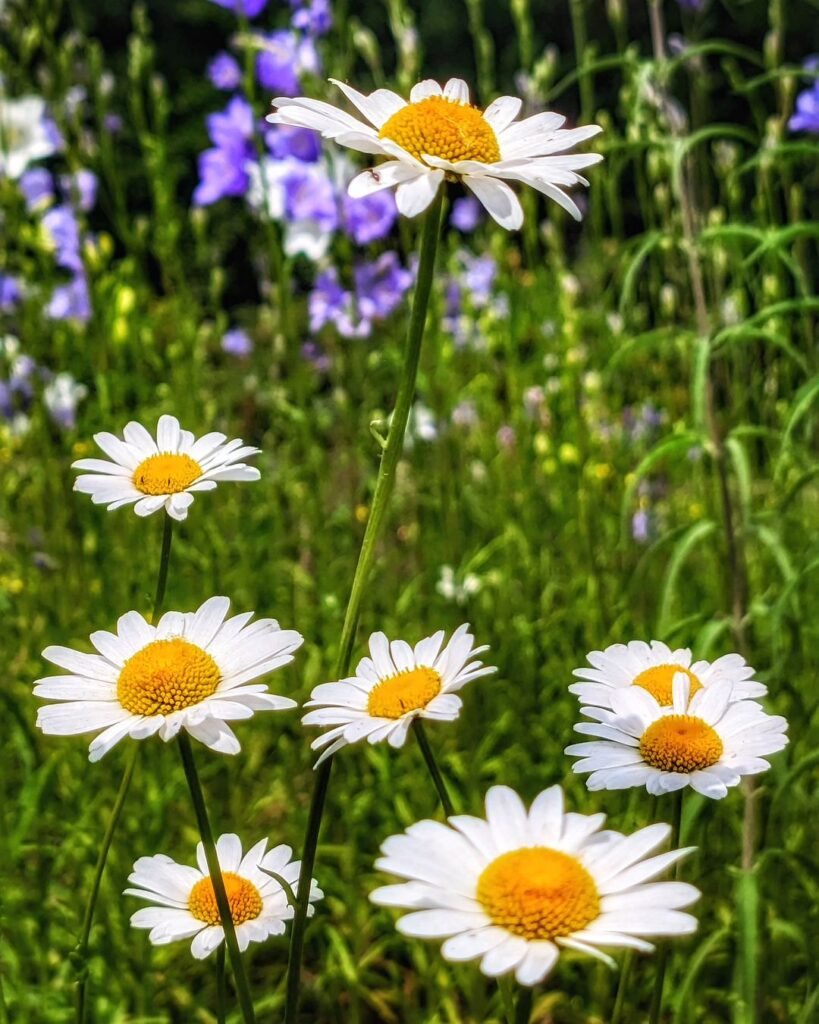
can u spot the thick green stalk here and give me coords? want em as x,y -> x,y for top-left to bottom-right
414,719 -> 455,817
74,515 -> 174,1023
178,733 -> 256,1024
284,189 -> 445,1024
515,985 -> 533,1024
648,790 -> 684,1024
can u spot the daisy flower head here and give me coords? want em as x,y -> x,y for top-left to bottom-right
72,414 -> 261,521
566,675 -> 788,799
570,640 -> 768,711
302,624 -> 495,765
370,785 -> 699,986
267,78 -> 602,229
127,833 -> 323,959
34,596 -> 302,761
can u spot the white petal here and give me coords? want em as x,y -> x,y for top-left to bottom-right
465,176 -> 523,230
395,170 -> 444,217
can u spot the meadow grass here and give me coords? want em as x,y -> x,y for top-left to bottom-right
1,0 -> 818,1021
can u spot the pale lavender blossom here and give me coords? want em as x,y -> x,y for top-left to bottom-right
43,372 -> 87,428
342,190 -> 397,244
46,274 -> 91,322
42,205 -> 83,272
789,60 -> 819,134
0,274 -> 22,311
309,268 -> 368,338
255,31 -> 318,95
354,252 -> 413,321
193,96 -> 256,206
19,168 -> 54,211
450,196 -> 482,232
209,0 -> 268,17
283,165 -> 338,231
290,0 -> 332,35
208,52 -> 243,91
265,124 -> 321,162
452,400 -> 479,429
631,509 -> 651,543
221,327 -> 253,357
301,340 -> 331,371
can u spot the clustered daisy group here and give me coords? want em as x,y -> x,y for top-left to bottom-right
31,72 -> 789,1015
35,411 -> 789,983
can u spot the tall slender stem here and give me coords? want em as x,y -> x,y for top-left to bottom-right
74,516 -> 175,1023
284,190 -> 446,1024
610,949 -> 634,1024
414,719 -> 455,817
515,985 -> 533,1024
153,514 -> 173,616
216,942 -> 227,1024
177,733 -> 256,1024
648,790 -> 684,1024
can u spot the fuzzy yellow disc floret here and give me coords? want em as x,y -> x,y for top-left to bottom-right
133,453 -> 202,495
367,667 -> 442,720
477,847 -> 600,940
632,664 -> 703,706
379,96 -> 501,166
117,638 -> 221,716
188,872 -> 263,926
639,714 -> 723,773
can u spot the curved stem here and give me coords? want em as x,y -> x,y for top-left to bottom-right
414,719 -> 455,817
284,190 -> 445,1024
74,516 -> 175,1023
177,733 -> 256,1024
648,790 -> 684,1024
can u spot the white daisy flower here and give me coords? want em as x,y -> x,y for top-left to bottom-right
566,676 -> 788,799
570,640 -> 767,711
72,414 -> 261,521
267,78 -> 602,229
34,596 -> 302,761
302,625 -> 495,765
126,833 -> 323,960
370,785 -> 699,986
0,93 -> 58,180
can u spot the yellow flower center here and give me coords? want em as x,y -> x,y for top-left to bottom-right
379,96 -> 501,166
477,847 -> 600,940
639,715 -> 723,773
188,872 -> 263,926
132,453 -> 202,495
117,638 -> 221,716
632,664 -> 702,706
367,666 -> 442,720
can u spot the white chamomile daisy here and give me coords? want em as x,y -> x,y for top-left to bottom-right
570,640 -> 767,711
34,596 -> 302,761
267,78 -> 602,229
302,625 -> 495,765
72,414 -> 261,521
370,785 -> 699,986
566,676 -> 788,799
127,833 -> 323,959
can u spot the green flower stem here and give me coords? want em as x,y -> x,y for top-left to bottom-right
414,719 -> 455,817
284,189 -> 446,1024
515,985 -> 533,1024
648,790 -> 684,1024
610,949 -> 634,1024
74,515 -> 175,1024
177,732 -> 256,1024
216,943 -> 227,1024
